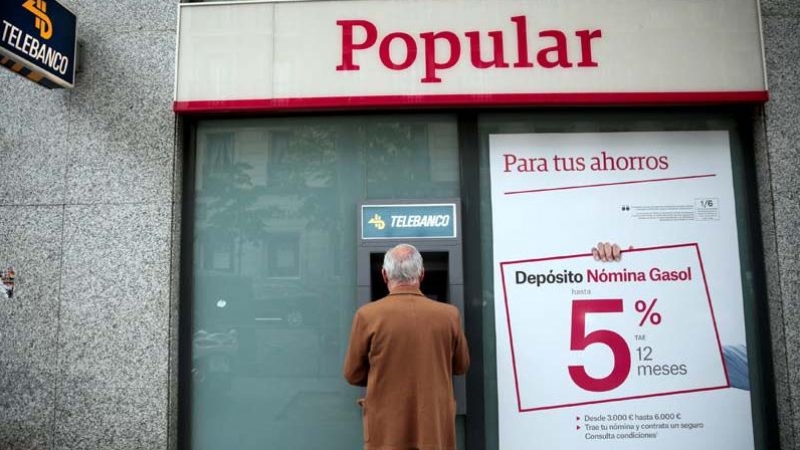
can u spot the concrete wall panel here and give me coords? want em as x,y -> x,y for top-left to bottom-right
761,4 -> 800,447
0,206 -> 63,450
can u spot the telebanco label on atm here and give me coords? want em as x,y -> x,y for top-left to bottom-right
362,204 -> 457,239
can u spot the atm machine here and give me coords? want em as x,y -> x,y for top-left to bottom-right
356,200 -> 467,414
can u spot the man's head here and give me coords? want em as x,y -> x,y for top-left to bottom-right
382,243 -> 424,289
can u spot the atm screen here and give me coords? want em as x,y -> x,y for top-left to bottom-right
369,251 -> 449,302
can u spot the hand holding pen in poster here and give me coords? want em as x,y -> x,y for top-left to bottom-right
0,266 -> 15,299
592,242 -> 622,262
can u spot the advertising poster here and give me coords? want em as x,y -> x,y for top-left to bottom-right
489,131 -> 754,449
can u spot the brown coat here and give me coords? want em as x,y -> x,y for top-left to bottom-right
343,287 -> 470,450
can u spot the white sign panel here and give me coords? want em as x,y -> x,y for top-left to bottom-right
175,0 -> 767,113
489,131 -> 754,449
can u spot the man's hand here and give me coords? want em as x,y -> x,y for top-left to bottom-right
592,242 -> 621,262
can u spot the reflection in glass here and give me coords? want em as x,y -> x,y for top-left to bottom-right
191,116 -> 458,450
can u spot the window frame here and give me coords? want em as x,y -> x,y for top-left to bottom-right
177,106 -> 778,450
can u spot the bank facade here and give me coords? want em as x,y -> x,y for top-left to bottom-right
0,0 -> 799,449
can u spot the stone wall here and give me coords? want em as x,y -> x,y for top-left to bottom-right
759,0 -> 800,448
0,1 -> 179,448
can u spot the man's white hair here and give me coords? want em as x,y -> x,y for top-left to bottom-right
383,244 -> 423,284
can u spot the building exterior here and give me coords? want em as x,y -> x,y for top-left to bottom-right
0,0 -> 798,449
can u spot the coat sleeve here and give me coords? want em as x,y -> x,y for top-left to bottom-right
452,309 -> 470,376
343,309 -> 370,386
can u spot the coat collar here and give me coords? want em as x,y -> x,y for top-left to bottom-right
387,285 -> 424,297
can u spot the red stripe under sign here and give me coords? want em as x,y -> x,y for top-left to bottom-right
173,91 -> 769,114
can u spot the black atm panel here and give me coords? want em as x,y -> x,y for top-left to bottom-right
369,251 -> 450,302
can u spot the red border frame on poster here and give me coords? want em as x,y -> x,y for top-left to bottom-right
498,243 -> 730,413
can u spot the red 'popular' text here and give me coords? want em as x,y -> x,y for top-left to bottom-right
336,16 -> 602,83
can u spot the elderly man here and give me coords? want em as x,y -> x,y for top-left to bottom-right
344,243 -> 470,450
